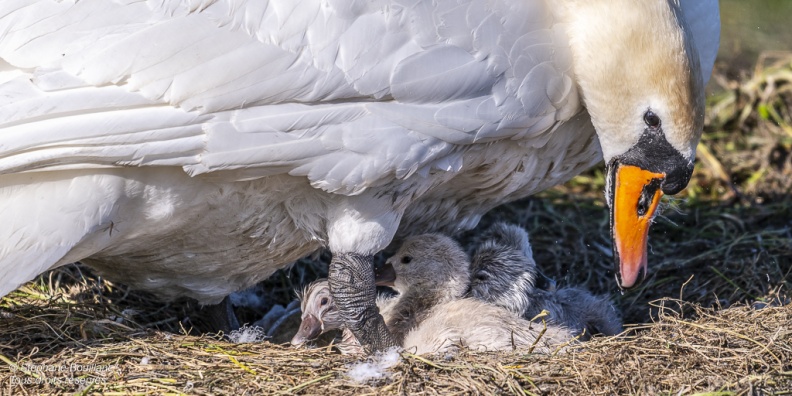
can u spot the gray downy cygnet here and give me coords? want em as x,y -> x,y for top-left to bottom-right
292,233 -> 575,355
468,223 -> 623,339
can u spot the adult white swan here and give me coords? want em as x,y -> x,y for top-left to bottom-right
0,0 -> 719,351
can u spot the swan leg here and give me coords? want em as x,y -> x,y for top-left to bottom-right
201,296 -> 240,335
328,253 -> 396,353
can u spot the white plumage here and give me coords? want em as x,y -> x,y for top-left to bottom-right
0,1 -> 719,307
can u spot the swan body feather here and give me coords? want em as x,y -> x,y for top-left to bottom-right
0,0 -> 720,302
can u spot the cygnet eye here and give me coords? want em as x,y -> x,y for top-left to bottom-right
401,255 -> 412,264
643,110 -> 661,128
474,272 -> 489,282
320,297 -> 328,306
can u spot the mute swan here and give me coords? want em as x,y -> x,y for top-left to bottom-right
293,280 -> 342,346
293,234 -> 573,354
291,279 -> 398,349
469,223 -> 623,338
0,0 -> 719,352
291,279 -> 393,355
376,234 -> 471,344
383,233 -> 574,354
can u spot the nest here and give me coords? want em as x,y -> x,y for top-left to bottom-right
0,296 -> 789,394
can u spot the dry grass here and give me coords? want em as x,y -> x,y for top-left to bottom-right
1,296 -> 789,395
1,54 -> 792,395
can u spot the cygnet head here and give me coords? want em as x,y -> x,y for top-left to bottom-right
290,280 -> 340,346
468,223 -> 540,314
377,234 -> 470,300
477,222 -> 534,257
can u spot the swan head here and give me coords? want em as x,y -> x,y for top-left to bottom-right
560,0 -> 715,288
377,234 -> 470,300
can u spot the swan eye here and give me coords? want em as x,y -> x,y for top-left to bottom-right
643,110 -> 661,128
320,297 -> 328,306
401,256 -> 412,264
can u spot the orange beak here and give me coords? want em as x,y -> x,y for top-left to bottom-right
611,164 -> 665,288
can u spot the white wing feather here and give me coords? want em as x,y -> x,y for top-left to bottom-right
0,0 -> 718,195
